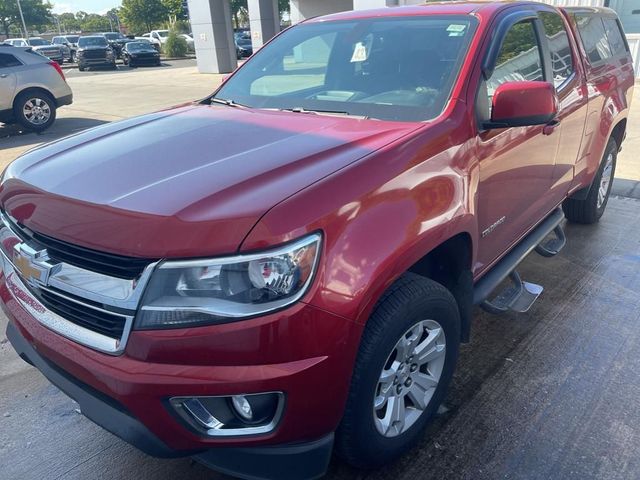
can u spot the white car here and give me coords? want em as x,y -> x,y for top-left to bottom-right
0,44 -> 73,131
181,34 -> 195,52
149,30 -> 169,46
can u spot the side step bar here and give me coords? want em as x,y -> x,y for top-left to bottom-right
473,208 -> 565,309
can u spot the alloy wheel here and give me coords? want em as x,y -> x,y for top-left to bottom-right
373,319 -> 446,437
23,98 -> 51,126
597,151 -> 614,209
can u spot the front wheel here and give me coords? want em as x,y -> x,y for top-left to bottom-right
13,91 -> 57,132
336,273 -> 460,468
563,137 -> 617,224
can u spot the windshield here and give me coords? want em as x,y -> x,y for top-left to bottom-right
127,42 -> 154,51
28,38 -> 49,46
103,33 -> 123,40
157,31 -> 169,38
79,37 -> 108,47
66,35 -> 80,43
216,16 -> 477,122
237,37 -> 252,46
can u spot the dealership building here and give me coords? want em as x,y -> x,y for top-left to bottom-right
187,0 -> 640,75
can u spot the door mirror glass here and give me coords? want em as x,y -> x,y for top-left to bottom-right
487,80 -> 558,128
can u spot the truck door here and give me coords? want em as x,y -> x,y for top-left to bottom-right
538,9 -> 589,206
475,13 -> 562,273
0,53 -> 19,112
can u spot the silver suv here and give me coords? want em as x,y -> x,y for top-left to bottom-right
0,45 -> 73,131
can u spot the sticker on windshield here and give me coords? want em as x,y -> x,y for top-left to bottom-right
351,42 -> 369,63
446,24 -> 467,37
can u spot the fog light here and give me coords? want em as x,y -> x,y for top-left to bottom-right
170,392 -> 284,437
231,395 -> 253,421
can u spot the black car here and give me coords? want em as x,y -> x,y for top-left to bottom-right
234,33 -> 253,59
77,36 -> 116,71
122,41 -> 161,68
99,32 -> 132,58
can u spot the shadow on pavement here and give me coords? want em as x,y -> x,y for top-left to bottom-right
0,117 -> 110,150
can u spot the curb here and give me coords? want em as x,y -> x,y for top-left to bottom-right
612,178 -> 640,200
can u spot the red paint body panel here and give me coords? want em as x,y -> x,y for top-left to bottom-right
490,81 -> 558,123
0,1 -> 634,456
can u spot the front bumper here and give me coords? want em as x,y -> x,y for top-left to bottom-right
6,321 -> 333,479
1,264 -> 361,478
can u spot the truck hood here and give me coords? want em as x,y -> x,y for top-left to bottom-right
0,104 -> 417,258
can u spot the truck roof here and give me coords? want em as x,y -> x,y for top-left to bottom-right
305,0 -> 617,24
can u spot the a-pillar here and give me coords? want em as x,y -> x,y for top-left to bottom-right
247,0 -> 280,50
187,0 -> 236,74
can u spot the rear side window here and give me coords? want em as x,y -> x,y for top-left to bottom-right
487,20 -> 544,97
0,53 -> 22,68
540,11 -> 574,88
602,17 -> 628,56
574,14 -> 611,64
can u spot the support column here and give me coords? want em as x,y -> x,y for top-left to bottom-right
247,0 -> 280,50
188,0 -> 236,74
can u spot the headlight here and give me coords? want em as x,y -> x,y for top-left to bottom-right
136,233 -> 321,329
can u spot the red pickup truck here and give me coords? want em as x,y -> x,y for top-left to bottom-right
0,2 -> 634,479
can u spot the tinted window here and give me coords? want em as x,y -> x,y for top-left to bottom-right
66,36 -> 80,43
216,16 -> 477,122
79,37 -> 108,47
28,38 -> 49,46
487,20 -> 544,97
540,12 -> 574,88
0,53 -> 22,68
575,14 -> 611,64
603,17 -> 628,56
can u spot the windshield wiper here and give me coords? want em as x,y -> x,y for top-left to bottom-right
210,97 -> 246,108
284,107 -> 368,119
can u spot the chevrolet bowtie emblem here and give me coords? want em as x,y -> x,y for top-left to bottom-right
12,243 -> 53,286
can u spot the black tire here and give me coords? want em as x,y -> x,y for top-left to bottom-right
13,91 -> 57,132
336,273 -> 460,469
78,65 -> 85,71
562,138 -> 617,224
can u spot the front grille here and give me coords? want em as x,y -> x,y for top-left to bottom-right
6,216 -> 156,280
37,288 -> 127,339
82,49 -> 107,59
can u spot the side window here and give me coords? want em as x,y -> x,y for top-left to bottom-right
540,11 -> 574,88
0,53 -> 22,69
487,20 -> 544,98
602,17 -> 628,57
575,14 -> 611,64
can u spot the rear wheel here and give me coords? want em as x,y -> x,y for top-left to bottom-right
13,91 -> 56,132
563,138 -> 617,224
336,273 -> 460,468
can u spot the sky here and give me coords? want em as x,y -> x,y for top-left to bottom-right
51,1 -> 121,15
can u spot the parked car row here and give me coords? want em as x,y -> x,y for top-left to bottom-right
2,31 -> 194,68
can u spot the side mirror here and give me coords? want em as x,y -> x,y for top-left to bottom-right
485,81 -> 558,129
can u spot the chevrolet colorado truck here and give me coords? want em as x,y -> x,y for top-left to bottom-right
1,2 -> 633,479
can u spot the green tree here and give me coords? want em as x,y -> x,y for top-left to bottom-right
57,12 -> 81,32
0,0 -> 53,37
81,13 -> 111,32
121,0 -> 167,34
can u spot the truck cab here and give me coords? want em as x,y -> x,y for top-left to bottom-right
1,3 -> 633,480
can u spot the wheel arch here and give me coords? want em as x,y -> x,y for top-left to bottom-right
13,86 -> 58,110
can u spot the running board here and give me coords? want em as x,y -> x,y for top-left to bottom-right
535,224 -> 566,257
473,208 -> 565,311
480,271 -> 543,314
